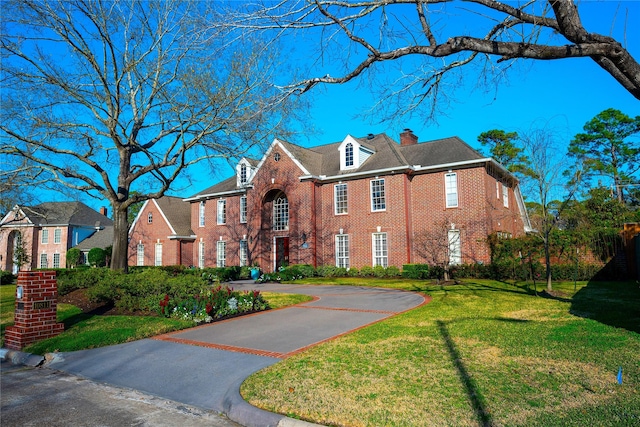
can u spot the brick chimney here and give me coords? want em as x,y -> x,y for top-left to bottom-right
99,206 -> 107,216
400,128 -> 418,146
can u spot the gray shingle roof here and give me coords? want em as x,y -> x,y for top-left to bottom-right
21,201 -> 113,227
154,196 -> 194,236
74,226 -> 114,251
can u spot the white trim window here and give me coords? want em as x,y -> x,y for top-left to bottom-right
370,179 -> 386,212
40,253 -> 48,268
445,173 -> 458,208
137,244 -> 145,266
335,234 -> 350,269
334,183 -> 348,215
273,195 -> 289,231
155,243 -> 163,266
496,181 -> 500,199
240,196 -> 247,223
148,212 -> 153,224
198,241 -> 205,268
53,253 -> 61,268
239,239 -> 248,267
372,232 -> 388,267
217,199 -> 226,225
240,163 -> 248,184
54,228 -> 62,244
502,183 -> 509,208
217,241 -> 226,267
41,229 -> 49,244
448,229 -> 462,265
345,142 -> 354,167
199,201 -> 206,227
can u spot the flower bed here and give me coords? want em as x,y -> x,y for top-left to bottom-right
158,285 -> 269,324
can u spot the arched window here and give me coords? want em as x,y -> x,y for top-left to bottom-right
273,194 -> 289,231
345,142 -> 354,167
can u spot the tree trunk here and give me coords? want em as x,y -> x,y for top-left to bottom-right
110,204 -> 129,272
544,234 -> 552,292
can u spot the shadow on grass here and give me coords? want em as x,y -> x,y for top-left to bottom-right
437,320 -> 494,427
570,280 -> 640,334
61,304 -> 114,329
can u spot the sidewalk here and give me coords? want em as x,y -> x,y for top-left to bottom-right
2,282 -> 426,427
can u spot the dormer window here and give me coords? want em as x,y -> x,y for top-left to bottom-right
236,159 -> 255,187
345,143 -> 354,167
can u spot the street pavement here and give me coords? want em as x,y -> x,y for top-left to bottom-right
1,282 -> 426,427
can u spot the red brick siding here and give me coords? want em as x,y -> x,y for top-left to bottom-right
128,201 -> 180,266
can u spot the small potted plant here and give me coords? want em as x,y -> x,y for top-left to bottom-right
250,263 -> 261,280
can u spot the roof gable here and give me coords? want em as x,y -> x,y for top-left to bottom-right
1,202 -> 112,228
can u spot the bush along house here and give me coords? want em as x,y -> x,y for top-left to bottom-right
128,130 -> 531,272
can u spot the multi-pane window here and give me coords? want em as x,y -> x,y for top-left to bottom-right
217,199 -> 226,225
240,164 -> 248,184
273,195 -> 289,231
137,244 -> 144,266
54,229 -> 62,244
217,241 -> 226,267
155,243 -> 162,266
334,183 -> 348,215
199,202 -> 205,227
198,241 -> 205,269
370,179 -> 386,211
445,173 -> 458,208
345,142 -> 354,167
148,213 -> 153,224
240,196 -> 247,223
448,230 -> 462,265
41,229 -> 49,244
239,239 -> 248,267
335,234 -> 350,269
40,253 -> 48,268
502,183 -> 509,208
372,232 -> 388,267
53,253 -> 60,268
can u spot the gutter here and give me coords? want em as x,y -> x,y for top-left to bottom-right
183,187 -> 250,202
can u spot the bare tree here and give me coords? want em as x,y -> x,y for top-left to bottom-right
0,0 -> 300,271
414,219 -> 462,282
219,1 -> 639,120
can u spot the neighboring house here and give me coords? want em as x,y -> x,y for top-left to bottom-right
0,202 -> 113,273
127,196 -> 194,267
128,130 -> 531,271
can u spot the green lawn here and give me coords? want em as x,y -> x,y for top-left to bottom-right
0,287 -> 312,354
241,279 -> 640,427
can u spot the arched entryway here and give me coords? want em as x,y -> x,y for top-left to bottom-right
261,189 -> 290,271
6,230 -> 23,274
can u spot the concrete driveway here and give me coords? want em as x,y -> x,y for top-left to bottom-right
44,282 -> 427,427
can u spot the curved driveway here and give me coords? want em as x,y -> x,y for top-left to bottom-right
47,282 -> 427,427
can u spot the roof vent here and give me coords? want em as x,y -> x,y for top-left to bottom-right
367,133 -> 375,140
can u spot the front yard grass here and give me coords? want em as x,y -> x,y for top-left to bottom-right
0,287 -> 311,354
241,279 -> 640,427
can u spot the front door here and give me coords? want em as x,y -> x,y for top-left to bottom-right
275,237 -> 289,270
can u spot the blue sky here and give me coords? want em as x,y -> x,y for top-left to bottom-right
175,1 -> 639,199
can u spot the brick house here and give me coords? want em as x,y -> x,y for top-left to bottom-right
129,130 -> 531,271
0,202 -> 113,273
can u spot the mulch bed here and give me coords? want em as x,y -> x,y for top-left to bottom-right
59,289 -> 124,316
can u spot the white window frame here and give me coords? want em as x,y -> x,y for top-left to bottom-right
445,173 -> 458,208
54,228 -> 62,244
502,183 -> 509,208
217,199 -> 226,225
240,163 -> 248,184
345,142 -> 354,168
41,229 -> 49,244
155,243 -> 162,266
335,234 -> 350,269
372,232 -> 388,267
148,212 -> 153,224
198,241 -> 205,269
137,244 -> 144,266
53,253 -> 60,268
334,183 -> 348,215
448,229 -> 462,265
40,253 -> 48,268
273,195 -> 289,231
199,201 -> 206,227
496,181 -> 500,199
239,239 -> 248,267
370,179 -> 386,212
217,240 -> 226,267
240,196 -> 247,223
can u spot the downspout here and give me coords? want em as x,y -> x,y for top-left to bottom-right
403,173 -> 413,264
311,181 -> 318,268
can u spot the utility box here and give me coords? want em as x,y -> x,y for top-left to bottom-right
4,271 -> 64,350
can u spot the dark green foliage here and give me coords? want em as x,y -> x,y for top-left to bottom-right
385,266 -> 401,277
359,266 -> 374,277
402,264 -> 430,279
373,265 -> 386,278
477,129 -> 530,175
87,248 -> 107,267
347,267 -> 359,277
317,265 -> 338,277
65,248 -> 81,268
1,270 -> 16,285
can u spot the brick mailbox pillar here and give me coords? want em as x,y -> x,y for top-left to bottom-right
4,271 -> 65,350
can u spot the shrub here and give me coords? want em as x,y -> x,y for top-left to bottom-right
385,266 -> 401,277
373,265 -> 386,278
297,264 -> 316,278
317,265 -> 338,277
335,267 -> 348,277
359,266 -> 374,277
87,247 -> 107,267
402,264 -> 429,279
1,270 -> 16,285
66,248 -> 82,268
347,267 -> 359,277
239,266 -> 251,279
